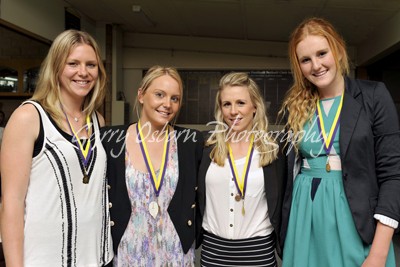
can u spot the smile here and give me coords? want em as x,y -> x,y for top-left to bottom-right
313,70 -> 327,77
74,80 -> 90,85
157,110 -> 171,117
231,117 -> 242,124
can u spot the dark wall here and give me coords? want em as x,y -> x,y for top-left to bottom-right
364,49 -> 400,122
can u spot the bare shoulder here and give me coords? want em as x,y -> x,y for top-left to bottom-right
12,103 -> 39,118
9,103 -> 40,125
5,103 -> 40,140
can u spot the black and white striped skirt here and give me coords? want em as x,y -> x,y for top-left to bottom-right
200,231 -> 277,267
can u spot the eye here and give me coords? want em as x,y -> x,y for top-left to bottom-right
318,51 -> 327,57
87,63 -> 97,68
237,101 -> 246,106
171,96 -> 180,103
155,92 -> 164,98
67,62 -> 78,67
222,102 -> 230,107
300,58 -> 310,64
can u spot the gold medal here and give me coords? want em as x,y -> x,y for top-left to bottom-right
83,174 -> 89,184
63,106 -> 93,185
149,201 -> 159,219
228,135 -> 254,215
325,155 -> 331,172
235,194 -> 241,202
137,121 -> 169,200
326,163 -> 331,172
316,94 -> 343,173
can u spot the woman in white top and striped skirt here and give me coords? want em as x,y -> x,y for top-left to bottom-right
196,72 -> 286,267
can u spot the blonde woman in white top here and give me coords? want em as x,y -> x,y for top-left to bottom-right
196,72 -> 286,267
0,30 -> 113,267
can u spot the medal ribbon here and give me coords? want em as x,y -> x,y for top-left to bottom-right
63,108 -> 93,166
136,121 -> 170,197
227,135 -> 254,199
315,93 -> 344,154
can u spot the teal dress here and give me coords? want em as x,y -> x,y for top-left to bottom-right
282,96 -> 395,267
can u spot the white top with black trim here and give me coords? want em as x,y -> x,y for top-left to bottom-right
202,150 -> 274,240
24,101 -> 113,267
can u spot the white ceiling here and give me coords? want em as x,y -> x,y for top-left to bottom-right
64,0 -> 400,47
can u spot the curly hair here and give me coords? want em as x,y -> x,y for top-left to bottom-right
279,17 -> 349,145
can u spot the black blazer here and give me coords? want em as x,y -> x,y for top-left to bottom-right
281,77 -> 400,248
101,124 -> 204,254
196,142 -> 287,255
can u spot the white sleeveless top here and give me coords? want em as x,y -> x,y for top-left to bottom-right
24,101 -> 113,267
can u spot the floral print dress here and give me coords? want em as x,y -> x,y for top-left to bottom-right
113,137 -> 195,267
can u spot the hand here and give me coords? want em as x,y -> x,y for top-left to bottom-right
361,254 -> 387,267
361,221 -> 394,267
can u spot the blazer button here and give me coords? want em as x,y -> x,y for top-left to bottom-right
191,203 -> 196,209
187,220 -> 192,226
107,184 -> 111,190
194,186 -> 198,191
109,202 -> 113,208
110,221 -> 115,226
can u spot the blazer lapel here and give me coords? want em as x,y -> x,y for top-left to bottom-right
340,86 -> 362,160
263,163 -> 278,218
198,146 -> 213,217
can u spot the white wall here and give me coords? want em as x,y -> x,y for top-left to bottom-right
1,0 -> 64,40
111,26 -> 125,125
0,0 -> 105,57
123,69 -> 142,123
123,48 -> 290,70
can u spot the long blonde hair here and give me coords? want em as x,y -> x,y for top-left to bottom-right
279,17 -> 349,143
134,65 -> 183,125
207,72 -> 278,167
31,29 -> 106,127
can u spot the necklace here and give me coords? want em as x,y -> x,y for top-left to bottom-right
227,135 -> 255,216
315,93 -> 344,172
68,115 -> 92,183
136,120 -> 170,219
61,104 -> 93,184
63,105 -> 83,122
67,112 -> 82,122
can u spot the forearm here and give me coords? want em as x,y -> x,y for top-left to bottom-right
1,204 -> 25,267
363,221 -> 394,266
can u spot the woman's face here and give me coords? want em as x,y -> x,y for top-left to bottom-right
59,44 -> 99,101
138,75 -> 181,130
296,35 -> 343,94
220,85 -> 256,134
